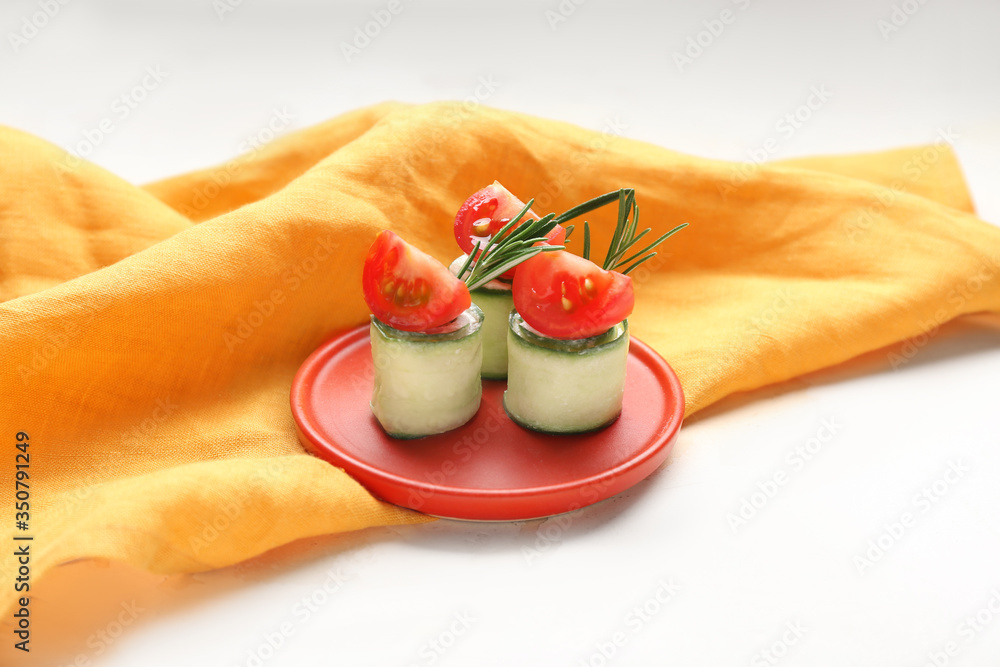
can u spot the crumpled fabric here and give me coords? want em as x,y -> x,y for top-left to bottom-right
2,102 -> 998,616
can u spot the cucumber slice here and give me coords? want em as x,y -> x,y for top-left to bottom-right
370,305 -> 483,439
471,284 -> 513,380
450,255 -> 513,380
504,311 -> 629,434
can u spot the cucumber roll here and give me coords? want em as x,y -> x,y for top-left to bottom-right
504,311 -> 629,433
451,255 -> 513,379
361,188 -> 583,438
502,181 -> 688,434
370,304 -> 484,439
471,283 -> 513,380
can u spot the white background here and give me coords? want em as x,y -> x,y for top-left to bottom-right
3,0 -> 1000,665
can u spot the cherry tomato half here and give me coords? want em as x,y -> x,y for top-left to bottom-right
453,181 -> 539,254
362,230 -> 471,332
512,250 -> 634,340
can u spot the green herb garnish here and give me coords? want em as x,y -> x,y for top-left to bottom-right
455,199 -> 563,291
551,191 -> 621,226
457,188 -> 685,288
568,188 -> 687,275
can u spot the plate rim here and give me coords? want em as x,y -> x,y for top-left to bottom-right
290,323 -> 685,514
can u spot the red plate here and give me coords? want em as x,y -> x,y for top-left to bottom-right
291,325 -> 684,521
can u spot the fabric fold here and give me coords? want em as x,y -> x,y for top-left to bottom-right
2,102 -> 999,615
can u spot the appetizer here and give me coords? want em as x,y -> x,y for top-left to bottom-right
450,181 -> 603,379
451,182 -> 558,379
504,190 -> 687,434
363,207 -> 560,438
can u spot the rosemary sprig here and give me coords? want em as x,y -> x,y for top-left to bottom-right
551,190 -> 621,226
457,188 -> 685,288
557,187 -> 687,273
604,190 -> 687,274
456,199 -> 563,291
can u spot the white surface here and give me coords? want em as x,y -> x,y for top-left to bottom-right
4,0 -> 1000,665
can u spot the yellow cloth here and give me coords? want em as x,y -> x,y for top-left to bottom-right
2,102 -> 999,616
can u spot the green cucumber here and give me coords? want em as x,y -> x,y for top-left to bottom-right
504,312 -> 629,434
450,255 -> 513,380
471,284 -> 513,380
370,305 -> 483,439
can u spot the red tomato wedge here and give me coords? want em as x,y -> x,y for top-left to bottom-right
362,231 -> 471,332
512,250 -> 634,340
453,181 -> 539,254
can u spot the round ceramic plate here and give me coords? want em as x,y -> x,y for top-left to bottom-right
290,325 -> 684,521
